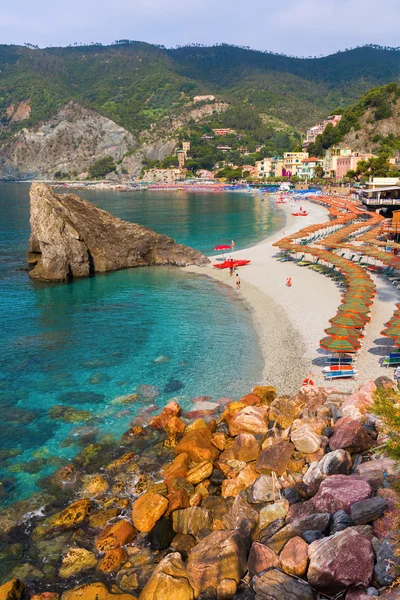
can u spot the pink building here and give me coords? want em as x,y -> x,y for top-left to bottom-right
336,152 -> 375,180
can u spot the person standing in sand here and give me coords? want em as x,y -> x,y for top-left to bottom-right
236,273 -> 241,291
231,240 -> 235,250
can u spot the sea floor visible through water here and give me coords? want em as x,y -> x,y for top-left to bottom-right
0,184 -> 285,504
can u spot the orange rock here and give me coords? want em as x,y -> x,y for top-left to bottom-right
233,433 -> 259,462
89,508 -> 121,529
240,393 -> 261,406
162,453 -> 191,480
209,419 -> 217,433
149,401 -> 181,429
221,464 -> 258,499
228,406 -> 269,436
105,452 -> 136,471
95,520 -> 136,553
84,475 -> 109,497
132,492 -> 169,532
128,425 -> 145,436
0,580 -> 25,600
252,386 -> 277,405
61,582 -> 135,600
31,594 -> 59,600
186,460 -> 213,485
189,493 -> 202,507
166,416 -> 186,436
165,489 -> 190,517
280,536 -> 309,577
211,433 -> 227,451
212,519 -> 225,531
186,419 -> 208,432
175,428 -> 220,463
98,548 -> 127,573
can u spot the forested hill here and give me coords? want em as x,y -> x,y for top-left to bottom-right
2,42 -> 400,141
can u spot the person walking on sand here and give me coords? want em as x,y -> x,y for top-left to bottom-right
231,240 -> 235,250
236,273 -> 241,291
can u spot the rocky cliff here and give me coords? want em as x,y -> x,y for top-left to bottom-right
27,183 -> 209,281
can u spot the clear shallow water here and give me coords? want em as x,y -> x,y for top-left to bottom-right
0,184 -> 284,504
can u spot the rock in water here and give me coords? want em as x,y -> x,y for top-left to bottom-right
27,183 -> 209,281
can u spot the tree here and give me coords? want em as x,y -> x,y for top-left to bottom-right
88,156 -> 117,179
314,164 -> 324,179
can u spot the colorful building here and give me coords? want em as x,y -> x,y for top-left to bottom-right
297,157 -> 324,180
283,152 -> 309,176
336,152 -> 375,180
144,168 -> 184,183
213,128 -> 234,136
323,145 -> 352,178
303,115 -> 342,150
255,158 -> 274,178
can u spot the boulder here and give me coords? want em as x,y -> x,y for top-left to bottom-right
132,492 -> 169,532
223,493 -> 258,537
30,594 -> 59,600
249,475 -> 277,504
232,433 -> 259,462
175,428 -> 219,463
259,518 -> 286,544
286,499 -> 316,523
59,547 -> 97,578
247,542 -> 279,577
330,509 -> 352,534
187,530 -> 247,597
83,475 -> 109,497
172,507 -> 212,536
259,503 -> 287,529
149,401 -> 181,429
265,513 -> 330,554
28,183 -> 208,281
98,548 -> 127,573
307,528 -> 374,593
222,464 -> 258,499
34,498 -> 91,539
253,568 -> 314,600
329,417 -> 374,453
290,424 -> 321,454
0,580 -> 25,600
374,539 -> 399,587
186,460 -> 213,485
303,449 -> 352,487
89,507 -> 121,529
162,453 -> 190,480
95,520 -> 136,552
228,406 -> 269,436
139,553 -> 193,600
61,582 -> 135,600
280,536 -> 309,577
252,385 -> 276,405
255,441 -> 294,476
346,588 -> 371,600
312,475 -> 372,514
269,397 -> 300,428
350,497 -> 386,525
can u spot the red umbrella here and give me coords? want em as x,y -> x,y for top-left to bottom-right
214,245 -> 232,251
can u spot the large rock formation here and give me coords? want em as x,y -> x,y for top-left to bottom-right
27,183 -> 209,281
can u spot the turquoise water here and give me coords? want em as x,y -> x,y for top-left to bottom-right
0,184 -> 284,504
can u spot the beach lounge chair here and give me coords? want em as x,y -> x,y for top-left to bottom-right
325,356 -> 353,365
325,369 -> 356,380
382,356 -> 400,367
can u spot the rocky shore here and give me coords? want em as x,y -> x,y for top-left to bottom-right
0,379 -> 399,600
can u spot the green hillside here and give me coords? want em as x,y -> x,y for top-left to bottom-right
2,42 -> 400,143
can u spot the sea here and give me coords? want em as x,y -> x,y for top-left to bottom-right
0,183 -> 285,505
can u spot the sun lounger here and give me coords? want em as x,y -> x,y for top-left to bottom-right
325,370 -> 356,380
383,356 -> 400,367
325,357 -> 353,365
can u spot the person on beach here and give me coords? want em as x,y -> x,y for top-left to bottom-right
231,240 -> 235,249
236,273 -> 241,291
229,261 -> 234,277
286,276 -> 292,287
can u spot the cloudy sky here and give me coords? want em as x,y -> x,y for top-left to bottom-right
1,0 -> 399,56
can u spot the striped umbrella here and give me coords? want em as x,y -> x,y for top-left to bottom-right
320,337 -> 361,353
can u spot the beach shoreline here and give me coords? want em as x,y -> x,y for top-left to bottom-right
186,195 -> 398,393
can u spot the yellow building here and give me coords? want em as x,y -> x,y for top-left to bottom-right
323,145 -> 352,178
255,158 -> 273,178
283,152 -> 309,176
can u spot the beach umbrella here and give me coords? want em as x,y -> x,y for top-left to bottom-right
320,337 -> 360,353
214,245 -> 231,251
330,314 -> 366,328
324,326 -> 361,339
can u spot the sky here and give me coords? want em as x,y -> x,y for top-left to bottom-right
1,0 -> 399,57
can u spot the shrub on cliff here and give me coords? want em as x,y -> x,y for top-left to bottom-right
373,387 -> 400,461
88,156 -> 117,179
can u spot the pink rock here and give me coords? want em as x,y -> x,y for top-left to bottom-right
255,441 -> 294,476
356,457 -> 399,481
341,381 -> 376,415
280,536 -> 309,577
247,542 -> 279,577
329,417 -> 374,453
286,499 -> 316,524
312,475 -> 373,514
308,528 -> 374,593
228,406 -> 269,436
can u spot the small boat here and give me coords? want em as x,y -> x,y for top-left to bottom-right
213,259 -> 251,269
292,211 -> 308,216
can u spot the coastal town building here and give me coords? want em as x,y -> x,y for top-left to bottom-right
283,152 -> 309,176
217,145 -> 232,151
177,151 -> 186,169
336,152 -> 375,180
323,145 -> 352,178
213,128 -> 235,136
144,168 -> 184,183
255,158 -> 274,178
182,142 -> 191,157
297,157 -> 323,180
196,169 -> 215,179
193,95 -> 216,103
302,115 -> 342,150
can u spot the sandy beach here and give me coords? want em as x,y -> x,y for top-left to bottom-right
186,196 -> 399,393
